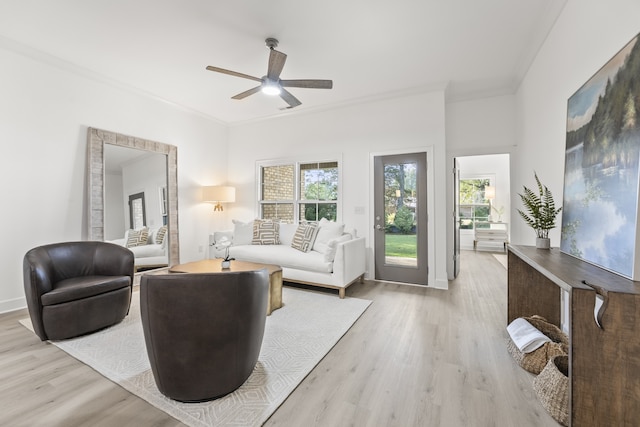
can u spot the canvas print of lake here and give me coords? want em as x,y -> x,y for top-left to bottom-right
562,34 -> 640,279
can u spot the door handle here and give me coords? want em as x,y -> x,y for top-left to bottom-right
375,224 -> 383,230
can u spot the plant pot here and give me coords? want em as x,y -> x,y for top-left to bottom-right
536,238 -> 551,249
221,260 -> 231,269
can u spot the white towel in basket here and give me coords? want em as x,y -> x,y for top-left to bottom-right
507,317 -> 551,353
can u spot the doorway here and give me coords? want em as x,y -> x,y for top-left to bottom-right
453,154 -> 511,270
128,192 -> 146,229
373,152 -> 428,285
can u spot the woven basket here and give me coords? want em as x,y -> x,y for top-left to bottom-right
533,355 -> 569,426
507,315 -> 569,374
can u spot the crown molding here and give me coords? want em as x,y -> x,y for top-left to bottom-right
0,34 -> 226,126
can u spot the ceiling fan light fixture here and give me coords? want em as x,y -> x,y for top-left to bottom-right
206,38 -> 332,108
261,80 -> 281,96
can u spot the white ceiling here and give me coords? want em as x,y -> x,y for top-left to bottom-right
0,0 -> 566,124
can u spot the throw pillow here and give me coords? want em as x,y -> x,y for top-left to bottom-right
252,219 -> 281,245
126,227 -> 149,248
155,225 -> 168,244
232,220 -> 254,245
291,222 -> 319,252
313,218 -> 345,252
323,234 -> 352,262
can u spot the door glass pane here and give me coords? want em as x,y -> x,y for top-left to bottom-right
384,162 -> 417,267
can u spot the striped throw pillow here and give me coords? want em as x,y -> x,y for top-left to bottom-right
126,228 -> 149,248
155,225 -> 168,244
291,222 -> 319,252
252,220 -> 281,245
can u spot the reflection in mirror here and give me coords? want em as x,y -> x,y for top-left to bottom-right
87,127 -> 179,271
104,144 -> 166,238
128,192 -> 147,231
103,145 -> 169,271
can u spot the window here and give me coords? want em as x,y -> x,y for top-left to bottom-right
259,160 -> 339,223
260,164 -> 295,222
459,178 -> 491,230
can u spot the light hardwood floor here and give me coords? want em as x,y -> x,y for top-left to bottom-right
0,251 -> 557,426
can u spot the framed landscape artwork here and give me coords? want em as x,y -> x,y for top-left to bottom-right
561,33 -> 640,279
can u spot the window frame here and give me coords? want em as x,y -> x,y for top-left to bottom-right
256,156 -> 342,223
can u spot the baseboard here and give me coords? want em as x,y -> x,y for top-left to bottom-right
0,296 -> 27,314
432,278 -> 449,290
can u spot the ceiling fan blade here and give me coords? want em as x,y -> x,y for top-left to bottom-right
280,89 -> 302,108
231,85 -> 262,100
206,66 -> 262,82
267,49 -> 287,80
280,79 -> 333,89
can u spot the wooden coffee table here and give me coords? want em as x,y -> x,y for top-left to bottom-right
169,259 -> 283,315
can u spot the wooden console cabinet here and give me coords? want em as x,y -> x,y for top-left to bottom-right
508,245 -> 640,426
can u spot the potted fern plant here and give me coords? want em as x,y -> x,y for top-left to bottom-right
517,172 -> 562,249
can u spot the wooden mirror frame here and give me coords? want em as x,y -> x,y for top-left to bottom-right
87,127 -> 180,266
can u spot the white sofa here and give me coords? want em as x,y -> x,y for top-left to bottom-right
210,219 -> 366,298
109,227 -> 168,271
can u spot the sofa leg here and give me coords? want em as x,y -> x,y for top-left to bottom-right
339,288 -> 346,299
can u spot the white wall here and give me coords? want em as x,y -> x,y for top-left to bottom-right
446,95 -> 517,153
228,90 -> 449,289
513,0 -> 640,246
0,42 -> 228,313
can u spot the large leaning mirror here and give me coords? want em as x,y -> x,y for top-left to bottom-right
87,127 -> 179,270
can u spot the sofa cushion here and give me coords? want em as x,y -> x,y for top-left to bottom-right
232,220 -> 253,245
291,222 -> 319,252
41,275 -> 131,306
252,219 -> 281,245
229,245 -> 332,273
129,243 -> 165,258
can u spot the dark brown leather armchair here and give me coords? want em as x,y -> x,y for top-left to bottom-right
23,241 -> 135,341
140,270 -> 269,402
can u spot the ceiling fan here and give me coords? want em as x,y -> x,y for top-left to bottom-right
206,38 -> 333,109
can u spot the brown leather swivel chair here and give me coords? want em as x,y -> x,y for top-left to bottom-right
23,241 -> 135,341
140,270 -> 269,402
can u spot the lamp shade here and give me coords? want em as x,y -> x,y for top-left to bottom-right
203,186 -> 235,211
484,185 -> 496,200
202,186 -> 236,203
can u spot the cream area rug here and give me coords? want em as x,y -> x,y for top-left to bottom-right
20,287 -> 371,426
